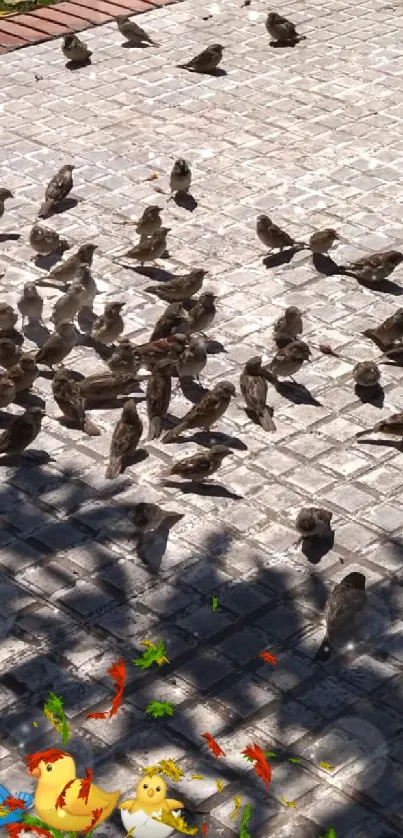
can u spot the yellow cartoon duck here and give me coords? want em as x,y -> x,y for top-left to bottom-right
119,774 -> 184,838
26,748 -> 120,832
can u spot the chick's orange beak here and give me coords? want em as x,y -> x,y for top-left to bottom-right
147,789 -> 155,798
29,767 -> 40,778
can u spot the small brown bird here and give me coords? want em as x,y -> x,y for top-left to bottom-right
309,229 -> 340,254
363,309 -> 403,350
177,336 -> 207,380
35,321 -> 77,368
273,306 -> 303,349
357,412 -> 403,438
116,14 -> 159,45
169,159 -> 192,196
315,572 -> 367,661
0,303 -> 18,331
342,250 -> 403,284
133,333 -> 188,371
265,340 -> 311,381
107,340 -> 139,374
29,223 -> 68,257
145,269 -> 207,303
51,282 -> 84,326
256,214 -> 297,251
0,187 -> 13,219
240,356 -> 276,431
146,359 -> 172,440
353,361 -> 381,388
186,292 -> 217,335
106,399 -> 143,479
76,263 -> 98,309
178,44 -> 224,73
91,302 -> 125,345
0,405 -> 45,457
265,11 -> 304,43
0,375 -> 16,408
62,34 -> 92,62
150,302 -> 190,341
0,338 -> 21,370
135,206 -> 162,239
162,380 -> 236,443
296,507 -> 333,542
7,356 -> 39,392
169,444 -> 233,481
123,228 -> 170,265
52,367 -> 100,436
46,243 -> 98,288
38,164 -> 75,218
79,371 -> 140,403
380,343 -> 403,364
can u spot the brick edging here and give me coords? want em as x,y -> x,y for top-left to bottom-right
0,0 -> 178,53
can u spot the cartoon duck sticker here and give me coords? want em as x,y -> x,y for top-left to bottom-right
119,774 -> 184,838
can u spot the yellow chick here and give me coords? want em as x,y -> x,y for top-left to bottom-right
120,774 -> 183,815
26,748 -> 120,832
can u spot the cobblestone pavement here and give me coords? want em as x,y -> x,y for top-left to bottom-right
1,1 -> 403,836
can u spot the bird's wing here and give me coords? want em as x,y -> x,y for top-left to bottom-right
63,780 -> 116,816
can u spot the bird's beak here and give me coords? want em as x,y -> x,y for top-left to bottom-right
147,789 -> 155,798
29,767 -> 40,778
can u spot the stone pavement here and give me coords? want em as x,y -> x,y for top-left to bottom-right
1,0 -> 403,836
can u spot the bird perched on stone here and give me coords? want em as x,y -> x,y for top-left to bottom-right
52,367 -> 100,436
0,375 -> 16,408
264,339 -> 311,381
29,223 -> 68,257
256,214 -> 298,251
0,187 -> 13,219
169,444 -> 233,481
353,361 -> 381,388
341,250 -> 403,284
0,338 -> 21,370
309,228 -> 340,254
76,263 -> 98,309
151,302 -> 189,342
186,292 -> 217,335
265,11 -> 305,43
146,359 -> 172,440
145,269 -> 207,303
79,371 -> 140,403
169,159 -> 192,197
38,164 -> 75,218
0,303 -> 18,331
132,333 -> 188,371
35,321 -> 77,368
0,406 -> 44,457
315,572 -> 367,661
116,14 -> 159,45
273,306 -> 303,348
240,356 -> 276,431
178,44 -> 224,73
128,502 -> 183,534
51,281 -> 84,326
91,302 -> 125,345
357,412 -> 403,439
107,340 -> 139,374
177,336 -> 207,381
106,399 -> 143,479
62,33 -> 92,63
295,507 -> 333,545
123,228 -> 170,265
7,356 -> 39,393
45,243 -> 98,288
135,205 -> 162,239
162,380 -> 236,443
363,309 -> 403,350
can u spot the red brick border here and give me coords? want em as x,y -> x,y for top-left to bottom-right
0,0 -> 178,53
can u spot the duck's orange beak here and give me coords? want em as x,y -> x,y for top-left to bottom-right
29,767 -> 40,778
147,789 -> 155,798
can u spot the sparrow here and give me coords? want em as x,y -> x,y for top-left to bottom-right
315,572 -> 367,661
45,243 -> 98,288
169,159 -> 192,196
0,303 -> 18,331
51,281 -> 84,325
62,34 -> 92,62
52,367 -> 100,436
341,250 -> 403,284
35,321 -> 77,368
296,507 -> 333,541
135,206 -> 162,238
265,11 -> 304,43
0,375 -> 16,408
123,228 -> 170,265
273,306 -> 303,348
240,356 -> 276,431
256,214 -> 297,251
186,292 -> 217,335
0,338 -> 21,370
162,380 -> 236,443
106,399 -> 143,479
107,340 -> 139,374
353,361 -> 381,388
116,14 -> 159,45
132,333 -> 188,371
176,336 -> 207,380
0,406 -> 45,456
177,44 -> 224,73
264,340 -> 311,380
0,187 -> 13,219
363,309 -> 403,350
79,371 -> 140,403
169,444 -> 233,481
309,229 -> 340,253
150,302 -> 190,341
128,502 -> 183,533
145,268 -> 207,302
7,356 -> 39,392
75,263 -> 98,309
29,223 -> 68,256
146,359 -> 172,440
91,302 -> 125,344
38,164 -> 75,218
357,412 -> 403,438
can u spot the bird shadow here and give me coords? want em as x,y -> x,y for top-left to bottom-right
178,378 -> 208,403
173,192 -> 198,212
300,530 -> 335,564
312,253 -> 342,276
84,394 -> 145,411
206,339 -> 226,354
121,40 -> 151,49
273,379 -> 322,406
0,449 -> 53,468
269,39 -> 298,48
0,232 -> 21,243
23,323 -> 51,347
355,383 -> 385,408
356,437 -> 403,452
135,515 -> 185,574
0,328 -> 24,346
135,266 -> 174,281
190,429 -> 248,450
180,66 -> 227,76
33,249 -> 69,271
161,478 -> 242,500
65,58 -> 92,71
342,270 -> 403,295
15,392 -> 45,409
122,448 -> 149,474
44,197 -> 79,218
263,246 -> 300,269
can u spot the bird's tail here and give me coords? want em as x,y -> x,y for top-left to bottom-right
105,456 -> 122,479
148,416 -> 161,440
162,421 -> 186,444
37,199 -> 54,219
144,285 -> 158,295
83,416 -> 101,437
259,407 -> 276,432
314,636 -> 332,661
362,328 -> 389,351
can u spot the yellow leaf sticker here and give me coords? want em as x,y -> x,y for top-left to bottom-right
230,796 -> 242,819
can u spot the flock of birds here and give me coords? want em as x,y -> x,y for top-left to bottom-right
2,7 -> 403,661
